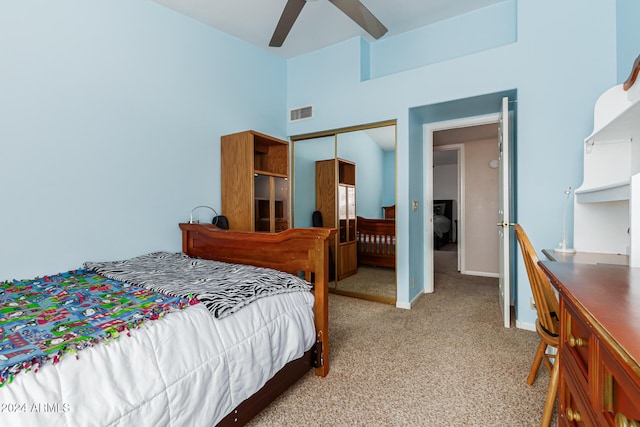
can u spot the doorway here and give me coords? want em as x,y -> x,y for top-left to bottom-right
423,97 -> 515,329
433,144 -> 462,270
433,122 -> 501,278
424,114 -> 502,296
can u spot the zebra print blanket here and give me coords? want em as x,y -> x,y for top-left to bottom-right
85,252 -> 312,319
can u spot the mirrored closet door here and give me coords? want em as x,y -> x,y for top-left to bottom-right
291,121 -> 397,304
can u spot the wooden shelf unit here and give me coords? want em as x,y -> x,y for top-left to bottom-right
316,158 -> 357,280
221,130 -> 289,232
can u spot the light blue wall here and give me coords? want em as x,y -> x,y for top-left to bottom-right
371,0 -> 517,79
337,132 -> 385,219
292,136 -> 335,228
0,0 -> 286,281
382,151 -> 396,207
286,1 -> 618,324
617,0 -> 640,84
0,0 -> 632,328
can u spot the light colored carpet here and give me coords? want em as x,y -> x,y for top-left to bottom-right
332,265 -> 396,300
249,251 -> 556,426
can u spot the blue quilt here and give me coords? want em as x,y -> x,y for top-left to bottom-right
0,269 -> 194,386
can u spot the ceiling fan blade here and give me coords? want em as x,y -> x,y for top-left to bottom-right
270,0 -> 307,47
328,0 -> 388,39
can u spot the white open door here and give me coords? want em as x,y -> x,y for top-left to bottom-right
424,126 -> 434,293
497,96 -> 511,328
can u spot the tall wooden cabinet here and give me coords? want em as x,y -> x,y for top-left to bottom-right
221,130 -> 289,232
316,158 -> 357,280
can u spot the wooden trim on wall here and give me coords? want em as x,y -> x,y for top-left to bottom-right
290,119 -> 397,142
623,54 -> 640,91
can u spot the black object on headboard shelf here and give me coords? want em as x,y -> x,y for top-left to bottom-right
433,199 -> 454,249
213,215 -> 230,230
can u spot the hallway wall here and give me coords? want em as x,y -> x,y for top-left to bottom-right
463,138 -> 499,276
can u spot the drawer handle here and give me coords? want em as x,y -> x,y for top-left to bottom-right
567,407 -> 582,422
616,412 -> 640,427
568,335 -> 588,348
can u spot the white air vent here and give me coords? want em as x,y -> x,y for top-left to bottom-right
289,105 -> 313,122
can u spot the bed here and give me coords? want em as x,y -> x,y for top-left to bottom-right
356,216 -> 396,269
433,199 -> 453,250
0,223 -> 334,427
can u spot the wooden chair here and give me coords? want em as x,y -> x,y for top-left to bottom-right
513,224 -> 560,427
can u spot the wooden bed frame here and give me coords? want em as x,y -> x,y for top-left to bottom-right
179,223 -> 335,426
355,216 -> 396,269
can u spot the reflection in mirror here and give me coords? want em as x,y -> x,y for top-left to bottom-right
293,136 -> 335,227
292,123 -> 396,304
293,136 -> 339,289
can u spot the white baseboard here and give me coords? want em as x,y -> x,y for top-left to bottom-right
460,270 -> 499,278
396,291 -> 423,310
516,319 -> 536,332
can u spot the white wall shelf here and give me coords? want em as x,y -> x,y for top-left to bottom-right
574,180 -> 629,203
574,57 -> 640,264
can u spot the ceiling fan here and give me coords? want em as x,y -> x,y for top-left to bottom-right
269,0 -> 388,47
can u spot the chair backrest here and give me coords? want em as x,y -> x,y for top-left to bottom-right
513,224 -> 560,337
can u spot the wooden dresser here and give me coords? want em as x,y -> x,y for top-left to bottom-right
539,261 -> 640,426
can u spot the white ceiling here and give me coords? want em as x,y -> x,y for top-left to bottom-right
434,123 -> 498,147
363,126 -> 395,152
152,0 -> 506,58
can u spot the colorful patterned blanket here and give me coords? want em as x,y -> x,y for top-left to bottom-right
0,269 -> 194,386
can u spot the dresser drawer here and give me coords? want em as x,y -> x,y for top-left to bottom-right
559,352 -> 598,426
597,343 -> 640,426
562,302 -> 592,383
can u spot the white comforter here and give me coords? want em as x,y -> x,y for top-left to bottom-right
0,292 -> 316,427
